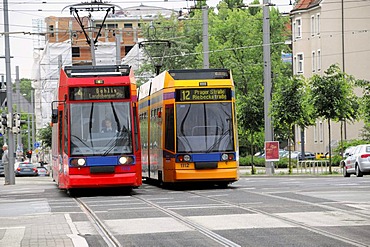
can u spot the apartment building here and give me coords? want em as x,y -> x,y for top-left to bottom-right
290,0 -> 370,153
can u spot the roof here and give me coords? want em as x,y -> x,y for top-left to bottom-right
291,0 -> 321,12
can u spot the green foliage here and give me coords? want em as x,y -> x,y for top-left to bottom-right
37,124 -> 52,148
355,79 -> 370,124
239,156 -> 292,168
309,64 -> 359,123
309,64 -> 360,172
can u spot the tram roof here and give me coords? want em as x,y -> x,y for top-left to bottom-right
168,69 -> 230,80
63,65 -> 131,78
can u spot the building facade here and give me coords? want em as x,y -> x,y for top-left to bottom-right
33,5 -> 180,130
290,0 -> 370,153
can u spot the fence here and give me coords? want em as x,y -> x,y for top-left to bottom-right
297,160 -> 333,174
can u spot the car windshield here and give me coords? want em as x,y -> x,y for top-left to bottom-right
176,102 -> 234,153
70,102 -> 132,156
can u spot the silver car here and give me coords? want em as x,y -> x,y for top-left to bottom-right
344,144 -> 370,177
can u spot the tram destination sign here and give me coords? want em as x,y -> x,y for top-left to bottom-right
176,88 -> 231,102
69,86 -> 130,100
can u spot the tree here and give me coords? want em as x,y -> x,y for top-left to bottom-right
309,64 -> 359,173
237,84 -> 264,173
38,124 -> 52,148
270,75 -> 314,173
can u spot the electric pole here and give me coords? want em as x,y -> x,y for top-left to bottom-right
263,0 -> 274,175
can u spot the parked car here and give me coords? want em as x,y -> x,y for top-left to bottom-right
342,146 -> 356,159
282,151 -> 300,159
15,162 -> 38,177
36,166 -> 50,176
340,146 -> 356,169
343,144 -> 370,177
298,152 -> 316,160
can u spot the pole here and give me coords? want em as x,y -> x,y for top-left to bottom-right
3,0 -> 16,184
31,91 -> 35,154
116,33 -> 121,65
27,112 -> 30,151
16,66 -> 22,160
263,0 -> 274,175
90,19 -> 96,66
202,6 -> 209,69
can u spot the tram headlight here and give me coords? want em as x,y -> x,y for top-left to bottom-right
221,153 -> 234,161
177,154 -> 191,162
119,156 -> 134,165
70,158 -> 86,167
183,155 -> 191,162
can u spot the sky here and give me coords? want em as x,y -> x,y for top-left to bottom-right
0,0 -> 293,80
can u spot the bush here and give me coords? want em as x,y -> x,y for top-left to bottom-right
239,156 -> 295,168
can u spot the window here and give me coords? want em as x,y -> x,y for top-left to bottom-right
165,105 -> 175,152
314,121 -> 318,143
297,53 -> 304,74
317,50 -> 321,71
124,23 -> 133,28
311,15 -> 315,36
125,46 -> 133,55
72,47 -> 80,58
316,14 -> 320,35
107,23 -> 118,29
49,25 -> 54,37
319,121 -> 323,142
295,18 -> 302,39
312,51 -> 316,72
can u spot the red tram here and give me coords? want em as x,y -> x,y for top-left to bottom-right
51,65 -> 141,190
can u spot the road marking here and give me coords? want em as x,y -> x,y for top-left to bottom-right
188,214 -> 294,230
65,213 -> 89,247
0,227 -> 25,247
105,217 -> 193,234
276,211 -> 370,226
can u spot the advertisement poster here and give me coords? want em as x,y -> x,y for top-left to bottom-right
265,141 -> 280,161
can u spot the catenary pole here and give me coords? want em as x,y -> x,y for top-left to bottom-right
3,0 -> 16,184
202,6 -> 209,69
263,0 -> 274,174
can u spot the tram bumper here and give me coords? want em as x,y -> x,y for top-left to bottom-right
174,168 -> 239,182
67,173 -> 141,188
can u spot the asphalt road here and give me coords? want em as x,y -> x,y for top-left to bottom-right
1,175 -> 370,247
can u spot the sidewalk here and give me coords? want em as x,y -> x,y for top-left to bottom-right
0,177 -> 78,247
238,165 -> 343,176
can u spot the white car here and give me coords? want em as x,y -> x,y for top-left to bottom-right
343,144 -> 370,177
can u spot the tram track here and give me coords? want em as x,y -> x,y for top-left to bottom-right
71,183 -> 369,247
133,195 -> 241,247
187,188 -> 370,247
74,197 -> 122,247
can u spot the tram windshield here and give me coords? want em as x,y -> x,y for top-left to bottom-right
176,102 -> 234,153
70,102 -> 132,156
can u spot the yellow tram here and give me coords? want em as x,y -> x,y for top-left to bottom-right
138,69 -> 239,186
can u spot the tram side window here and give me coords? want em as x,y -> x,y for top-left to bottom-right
64,110 -> 68,154
165,105 -> 174,152
58,111 -> 63,155
133,105 -> 139,151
